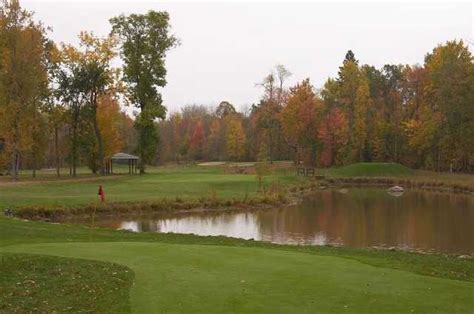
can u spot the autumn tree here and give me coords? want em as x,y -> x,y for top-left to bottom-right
338,50 -> 360,129
97,93 -> 123,159
189,120 -> 205,159
252,65 -> 291,163
0,0 -> 49,179
225,114 -> 246,161
55,32 -> 117,174
280,79 -> 321,166
216,101 -> 236,118
42,41 -> 65,177
110,11 -> 178,173
207,116 -> 225,161
378,64 -> 406,162
423,40 -> 474,170
318,108 -> 349,166
352,75 -> 371,161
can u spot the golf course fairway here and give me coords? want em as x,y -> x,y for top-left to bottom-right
1,242 -> 473,313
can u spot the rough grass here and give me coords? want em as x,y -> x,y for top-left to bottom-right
0,253 -> 133,313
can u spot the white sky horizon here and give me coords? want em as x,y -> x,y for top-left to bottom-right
23,1 -> 473,116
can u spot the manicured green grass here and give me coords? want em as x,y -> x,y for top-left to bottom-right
322,162 -> 414,177
0,214 -> 473,312
0,165 -> 301,208
3,242 -> 473,313
0,253 -> 133,312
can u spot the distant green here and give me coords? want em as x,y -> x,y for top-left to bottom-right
323,162 -> 414,177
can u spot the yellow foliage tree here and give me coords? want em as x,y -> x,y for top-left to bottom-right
353,76 -> 371,161
225,115 -> 246,161
97,93 -> 123,159
0,1 -> 49,179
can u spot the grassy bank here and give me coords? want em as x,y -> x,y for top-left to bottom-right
0,214 -> 473,312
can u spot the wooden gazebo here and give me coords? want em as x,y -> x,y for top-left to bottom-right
105,152 -> 139,175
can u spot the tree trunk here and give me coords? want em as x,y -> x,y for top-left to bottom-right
138,126 -> 146,174
32,156 -> 36,178
11,153 -> 18,181
55,126 -> 60,178
93,115 -> 105,175
91,92 -> 105,175
72,123 -> 77,177
437,149 -> 441,172
268,130 -> 274,164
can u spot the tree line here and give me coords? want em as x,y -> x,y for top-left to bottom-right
0,0 -> 177,179
158,44 -> 474,172
1,0 -> 473,178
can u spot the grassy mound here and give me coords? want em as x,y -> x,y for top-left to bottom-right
328,162 -> 414,177
0,253 -> 134,313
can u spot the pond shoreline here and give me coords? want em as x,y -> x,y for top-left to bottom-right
7,182 -> 474,259
9,175 -> 474,222
10,195 -> 299,221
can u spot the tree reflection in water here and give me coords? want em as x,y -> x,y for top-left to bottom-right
92,189 -> 474,255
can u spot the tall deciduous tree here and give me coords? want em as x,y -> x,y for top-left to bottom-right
225,115 -> 246,161
426,41 -> 474,171
353,75 -> 371,161
253,65 -> 291,163
280,79 -> 321,166
97,92 -> 123,159
0,0 -> 49,179
318,108 -> 349,166
56,32 -> 117,175
110,11 -> 178,173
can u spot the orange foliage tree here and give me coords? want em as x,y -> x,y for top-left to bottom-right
280,79 -> 321,166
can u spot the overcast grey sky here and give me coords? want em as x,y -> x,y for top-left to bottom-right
24,1 -> 473,114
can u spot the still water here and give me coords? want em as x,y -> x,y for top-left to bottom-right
88,188 -> 474,255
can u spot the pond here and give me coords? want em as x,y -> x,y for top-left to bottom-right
83,188 -> 474,255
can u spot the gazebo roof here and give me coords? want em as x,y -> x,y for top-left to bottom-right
111,152 -> 139,160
